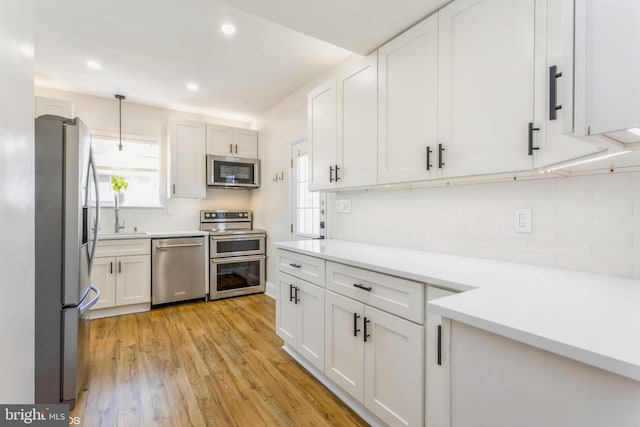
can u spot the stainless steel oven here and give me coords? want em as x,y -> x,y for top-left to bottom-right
201,210 -> 267,300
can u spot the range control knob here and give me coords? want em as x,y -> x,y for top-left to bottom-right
211,213 -> 217,218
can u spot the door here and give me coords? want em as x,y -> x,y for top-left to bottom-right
169,119 -> 206,198
296,279 -> 325,371
291,140 -> 326,240
115,255 -> 150,306
378,14 -> 439,184
324,290 -> 365,402
364,305 -> 424,427
438,0 -> 542,177
276,272 -> 297,347
337,52 -> 378,188
90,257 -> 116,310
206,123 -> 234,156
308,78 -> 337,191
234,128 -> 258,158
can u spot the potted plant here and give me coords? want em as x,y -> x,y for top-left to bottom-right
111,176 -> 128,206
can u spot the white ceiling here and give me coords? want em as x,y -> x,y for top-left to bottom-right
35,0 -> 449,123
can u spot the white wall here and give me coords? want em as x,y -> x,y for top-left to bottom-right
35,87 -> 253,232
0,0 -> 35,403
253,70 -> 640,283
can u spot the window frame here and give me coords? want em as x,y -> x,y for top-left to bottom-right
291,140 -> 325,239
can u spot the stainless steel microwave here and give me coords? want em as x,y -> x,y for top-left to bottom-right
206,155 -> 260,189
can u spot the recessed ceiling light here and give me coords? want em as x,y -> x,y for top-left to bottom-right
220,24 -> 236,35
187,83 -> 199,91
86,60 -> 101,70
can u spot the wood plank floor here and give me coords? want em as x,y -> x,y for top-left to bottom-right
72,294 -> 368,427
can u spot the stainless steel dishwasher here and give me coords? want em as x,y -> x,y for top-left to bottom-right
151,236 -> 205,305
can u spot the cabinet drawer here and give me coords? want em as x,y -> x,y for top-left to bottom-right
277,250 -> 325,286
95,238 -> 150,257
326,261 -> 424,324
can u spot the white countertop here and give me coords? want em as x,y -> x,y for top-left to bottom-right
274,239 -> 640,382
98,230 -> 208,240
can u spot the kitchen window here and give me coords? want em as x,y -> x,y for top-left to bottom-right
90,133 -> 161,207
292,140 -> 325,238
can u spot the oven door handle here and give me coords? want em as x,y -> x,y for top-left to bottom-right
211,255 -> 266,263
211,236 -> 265,242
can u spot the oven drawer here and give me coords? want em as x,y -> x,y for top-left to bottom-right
209,254 -> 265,300
277,250 -> 325,287
210,234 -> 265,258
326,261 -> 424,324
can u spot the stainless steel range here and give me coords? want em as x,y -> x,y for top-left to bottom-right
200,210 -> 266,300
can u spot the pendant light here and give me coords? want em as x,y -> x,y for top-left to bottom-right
115,94 -> 125,151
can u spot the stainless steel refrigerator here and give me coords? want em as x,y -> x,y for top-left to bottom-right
35,115 -> 101,407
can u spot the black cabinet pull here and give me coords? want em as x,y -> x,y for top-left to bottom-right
426,146 -> 432,171
353,283 -> 372,292
528,122 -> 540,155
289,284 -> 294,302
549,65 -> 563,120
289,263 -> 301,268
437,324 -> 442,366
294,286 -> 300,304
235,144 -> 238,154
438,143 -> 445,169
353,313 -> 361,337
335,164 -> 341,181
109,262 -> 113,275
329,165 -> 334,182
363,317 -> 371,342
118,261 -> 122,274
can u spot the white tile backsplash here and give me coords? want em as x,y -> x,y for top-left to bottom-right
331,171 -> 640,279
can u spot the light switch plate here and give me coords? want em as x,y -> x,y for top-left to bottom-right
336,199 -> 351,213
514,208 -> 532,233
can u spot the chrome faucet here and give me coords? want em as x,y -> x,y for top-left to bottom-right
114,195 -> 125,233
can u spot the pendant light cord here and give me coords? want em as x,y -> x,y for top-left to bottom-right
115,94 -> 125,151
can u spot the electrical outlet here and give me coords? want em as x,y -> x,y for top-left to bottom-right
167,205 -> 175,215
336,199 -> 351,213
514,209 -> 532,233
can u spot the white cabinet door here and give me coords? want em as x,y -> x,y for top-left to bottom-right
168,119 -> 206,198
438,0 -> 542,177
308,78 -> 337,191
206,123 -> 234,156
426,288 -> 456,427
534,0 -> 602,168
115,255 -> 150,306
90,257 -> 116,310
364,305 -> 424,427
296,279 -> 325,371
337,52 -> 378,188
276,272 -> 297,347
378,14 -> 439,184
234,128 -> 258,159
325,290 -> 365,402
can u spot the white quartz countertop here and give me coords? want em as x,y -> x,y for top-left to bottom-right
274,239 -> 640,382
98,230 -> 208,240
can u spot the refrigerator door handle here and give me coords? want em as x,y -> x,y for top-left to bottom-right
79,285 -> 100,315
88,147 -> 100,269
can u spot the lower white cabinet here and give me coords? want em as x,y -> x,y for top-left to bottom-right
276,271 -> 325,371
325,290 -> 424,427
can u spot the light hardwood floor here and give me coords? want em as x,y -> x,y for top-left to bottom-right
72,294 -> 368,427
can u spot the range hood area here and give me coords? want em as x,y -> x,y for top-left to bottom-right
563,0 -> 640,152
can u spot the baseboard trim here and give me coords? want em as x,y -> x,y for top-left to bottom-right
265,280 -> 276,299
89,303 -> 150,319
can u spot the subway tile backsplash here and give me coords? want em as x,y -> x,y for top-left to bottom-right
330,171 -> 640,280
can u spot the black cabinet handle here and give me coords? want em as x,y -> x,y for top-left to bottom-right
289,263 -> 301,268
426,146 -> 432,171
528,122 -> 540,155
109,262 -> 113,275
118,261 -> 122,274
294,286 -> 300,304
363,317 -> 371,342
353,283 -> 372,292
335,164 -> 340,181
289,284 -> 294,302
353,313 -> 361,337
229,144 -> 233,154
438,143 -> 445,169
235,144 -> 238,154
437,324 -> 442,366
329,165 -> 334,182
549,65 -> 563,120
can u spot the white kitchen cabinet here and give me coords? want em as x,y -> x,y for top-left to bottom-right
438,0 -> 545,177
308,52 -> 377,191
325,290 -> 424,427
167,119 -> 206,198
91,239 -> 151,318
276,271 -> 325,371
426,287 -> 456,427
206,123 -> 258,159
378,14 -> 439,184
448,320 -> 640,427
35,96 -> 73,119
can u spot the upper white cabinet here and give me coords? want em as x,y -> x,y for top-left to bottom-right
378,14 -> 439,184
309,53 -> 378,191
206,124 -> 258,159
167,119 -> 206,198
438,0 -> 545,177
35,96 -> 73,119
